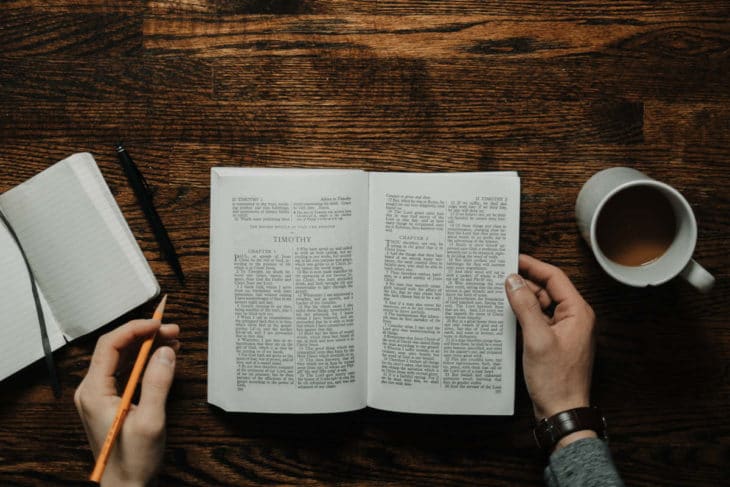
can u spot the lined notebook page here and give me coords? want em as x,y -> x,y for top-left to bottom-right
0,222 -> 65,381
0,153 -> 159,340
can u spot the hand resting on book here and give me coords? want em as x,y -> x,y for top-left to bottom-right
505,254 -> 598,451
75,319 -> 179,486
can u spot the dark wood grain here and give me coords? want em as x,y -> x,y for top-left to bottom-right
1,1 -> 729,485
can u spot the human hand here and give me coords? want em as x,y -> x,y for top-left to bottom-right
505,254 -> 597,449
74,319 -> 180,486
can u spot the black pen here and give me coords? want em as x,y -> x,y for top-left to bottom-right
115,144 -> 185,285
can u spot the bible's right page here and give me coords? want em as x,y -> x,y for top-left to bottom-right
367,172 -> 519,415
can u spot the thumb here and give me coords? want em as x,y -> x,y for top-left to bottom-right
505,274 -> 552,342
138,346 -> 176,418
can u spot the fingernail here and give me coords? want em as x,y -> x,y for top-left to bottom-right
155,346 -> 175,366
507,274 -> 526,292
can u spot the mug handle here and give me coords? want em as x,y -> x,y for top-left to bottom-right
680,259 -> 715,293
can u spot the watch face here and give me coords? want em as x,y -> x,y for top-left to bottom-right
534,418 -> 558,450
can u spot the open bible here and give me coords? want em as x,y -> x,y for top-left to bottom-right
208,169 -> 519,415
0,153 -> 159,383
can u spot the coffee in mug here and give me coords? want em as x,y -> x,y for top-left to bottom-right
595,185 -> 677,267
576,167 -> 714,292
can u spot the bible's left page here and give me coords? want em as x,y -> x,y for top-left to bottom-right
208,168 -> 368,413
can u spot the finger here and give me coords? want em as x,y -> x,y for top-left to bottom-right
518,254 -> 582,304
157,339 -> 181,353
86,319 -> 161,395
505,274 -> 552,343
158,323 -> 180,340
137,346 -> 176,424
117,325 -> 179,377
524,278 -> 553,310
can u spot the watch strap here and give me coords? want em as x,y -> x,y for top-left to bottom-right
533,406 -> 607,453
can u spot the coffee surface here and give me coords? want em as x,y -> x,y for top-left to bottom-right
596,185 -> 677,266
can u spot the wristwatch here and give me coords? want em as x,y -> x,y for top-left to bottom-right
533,406 -> 607,453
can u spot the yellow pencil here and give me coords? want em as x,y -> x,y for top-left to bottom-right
89,294 -> 168,483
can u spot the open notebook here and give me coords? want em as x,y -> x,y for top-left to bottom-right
0,153 -> 159,382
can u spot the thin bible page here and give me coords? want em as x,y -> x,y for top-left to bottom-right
0,153 -> 158,340
208,168 -> 368,413
367,172 -> 519,415
0,219 -> 65,381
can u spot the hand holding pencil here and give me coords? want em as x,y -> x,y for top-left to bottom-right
75,296 -> 179,486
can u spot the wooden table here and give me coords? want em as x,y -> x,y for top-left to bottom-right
1,2 -> 729,485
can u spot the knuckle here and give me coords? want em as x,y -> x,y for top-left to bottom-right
544,261 -> 561,275
525,342 -> 549,358
74,384 -> 91,414
512,290 -> 539,313
526,297 -> 542,314
73,385 -> 83,411
95,334 -> 111,350
132,416 -> 165,439
584,302 -> 596,324
523,340 -> 541,355
524,335 -> 555,356
555,267 -> 570,281
90,352 -> 105,369
127,318 -> 151,327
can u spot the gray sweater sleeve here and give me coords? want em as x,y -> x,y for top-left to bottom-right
544,438 -> 624,487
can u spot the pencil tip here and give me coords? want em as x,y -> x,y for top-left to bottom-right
154,294 -> 168,319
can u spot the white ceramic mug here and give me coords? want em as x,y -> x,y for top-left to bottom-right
576,167 -> 715,292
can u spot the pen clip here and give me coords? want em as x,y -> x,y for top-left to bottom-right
118,144 -> 155,199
